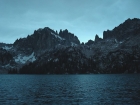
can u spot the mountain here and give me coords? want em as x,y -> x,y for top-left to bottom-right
0,27 -> 80,73
0,18 -> 140,74
103,18 -> 140,41
13,27 -> 80,55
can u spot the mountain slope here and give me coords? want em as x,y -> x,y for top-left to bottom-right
0,18 -> 140,74
13,27 -> 80,55
103,18 -> 140,41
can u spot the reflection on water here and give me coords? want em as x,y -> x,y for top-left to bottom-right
0,74 -> 140,105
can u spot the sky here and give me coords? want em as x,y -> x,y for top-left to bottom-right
0,0 -> 140,43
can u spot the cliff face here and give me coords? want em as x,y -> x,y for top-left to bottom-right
103,18 -> 140,41
59,29 -> 80,45
13,27 -> 80,55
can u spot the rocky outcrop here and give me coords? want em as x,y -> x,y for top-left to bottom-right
103,18 -> 140,41
59,29 -> 80,45
13,27 -> 80,55
85,40 -> 94,46
95,34 -> 102,42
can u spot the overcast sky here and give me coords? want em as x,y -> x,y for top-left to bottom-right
0,0 -> 140,43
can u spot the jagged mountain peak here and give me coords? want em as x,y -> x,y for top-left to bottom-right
103,18 -> 140,41
59,29 -> 80,44
95,34 -> 102,42
13,27 -> 80,55
34,27 -> 56,35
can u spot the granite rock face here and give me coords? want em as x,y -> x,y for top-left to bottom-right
59,29 -> 80,45
95,34 -> 102,42
103,18 -> 140,41
13,27 -> 80,55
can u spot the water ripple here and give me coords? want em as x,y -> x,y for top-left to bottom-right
0,74 -> 140,105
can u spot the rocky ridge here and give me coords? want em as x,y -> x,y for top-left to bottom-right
0,18 -> 140,74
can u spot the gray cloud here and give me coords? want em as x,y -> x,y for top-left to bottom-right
0,0 -> 140,43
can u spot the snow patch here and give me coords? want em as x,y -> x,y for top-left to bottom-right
71,42 -> 77,46
2,46 -> 13,50
48,58 -> 52,62
53,58 -> 59,62
2,64 -> 12,68
119,41 -> 123,44
14,52 -> 36,64
51,32 -> 65,40
115,39 -> 118,43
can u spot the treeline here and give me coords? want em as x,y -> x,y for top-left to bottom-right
18,46 -> 140,74
19,54 -> 97,74
5,44 -> 138,74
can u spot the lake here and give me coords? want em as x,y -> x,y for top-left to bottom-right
0,74 -> 140,105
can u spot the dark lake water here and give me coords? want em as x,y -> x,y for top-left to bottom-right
0,74 -> 140,105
